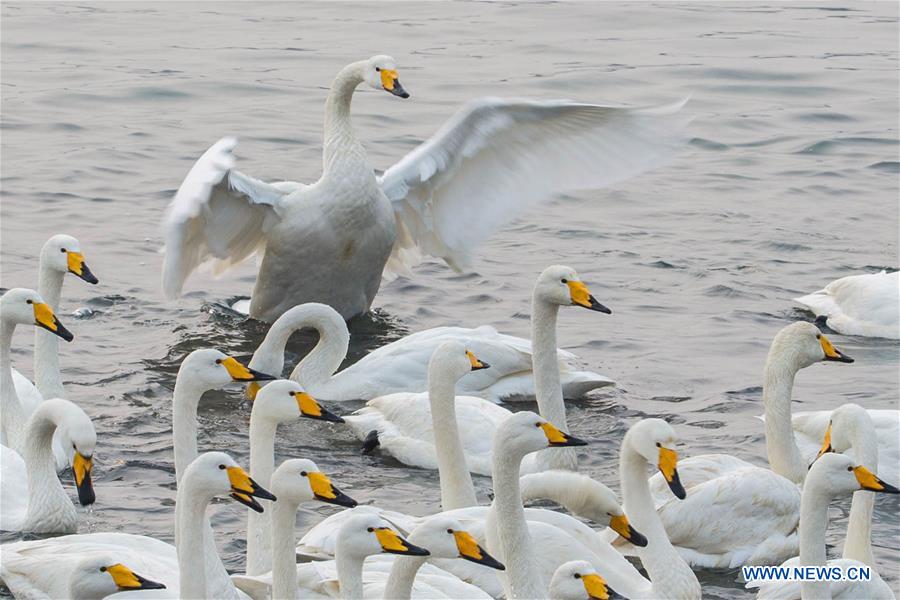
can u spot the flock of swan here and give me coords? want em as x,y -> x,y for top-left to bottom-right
1,54 -> 899,600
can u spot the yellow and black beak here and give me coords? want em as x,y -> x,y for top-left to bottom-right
291,391 -> 344,423
566,280 -> 611,314
852,465 -> 900,494
104,564 -> 166,591
452,529 -> 505,570
73,451 -> 95,506
608,513 -> 648,548
466,350 -> 490,371
658,446 -> 685,500
815,422 -> 834,462
819,334 -> 853,363
33,302 -> 74,342
67,252 -> 99,285
540,422 -> 588,447
306,471 -> 358,507
380,69 -> 409,98
579,572 -> 613,600
374,527 -> 430,556
227,466 -> 277,512
220,356 -> 276,382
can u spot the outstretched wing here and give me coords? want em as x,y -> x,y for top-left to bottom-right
161,137 -> 302,298
379,97 -> 689,277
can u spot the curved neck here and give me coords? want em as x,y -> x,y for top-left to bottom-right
842,424 -> 879,566
619,437 -> 698,597
335,545 -> 366,600
176,479 -> 214,600
491,440 -> 544,598
384,553 -> 428,600
35,266 -> 66,399
172,376 -> 204,484
245,412 -> 278,575
286,310 -> 349,390
798,476 -> 833,600
22,402 -> 75,530
530,298 -> 576,472
1,320 -> 27,450
322,62 -> 367,176
429,364 -> 477,511
270,497 -> 301,600
762,359 -> 806,484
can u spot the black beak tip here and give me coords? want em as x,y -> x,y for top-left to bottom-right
249,369 -> 277,381
629,528 -> 649,548
879,481 -> 900,494
322,489 -> 358,508
135,576 -> 167,591
670,481 -> 687,500
77,483 -> 96,507
473,361 -> 491,371
588,296 -> 612,314
839,354 -> 854,364
320,409 -> 346,424
231,492 -> 265,513
53,320 -> 75,342
471,552 -> 506,571
557,434 -> 589,447
78,265 -> 99,284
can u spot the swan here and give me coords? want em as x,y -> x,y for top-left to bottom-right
794,270 -> 900,339
0,288 -> 73,457
0,451 -> 274,599
235,465 -> 504,600
549,561 -> 614,600
0,398 -> 95,533
604,322 -> 856,569
246,303 -> 612,405
2,555 -> 165,600
746,453 -> 899,599
161,55 -> 688,322
344,265 -> 612,477
245,380 -> 351,576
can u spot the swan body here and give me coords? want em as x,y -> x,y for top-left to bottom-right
746,453 -> 899,599
248,302 -> 612,403
345,266 -> 612,477
162,55 -> 688,321
794,271 -> 900,339
0,452 -> 273,600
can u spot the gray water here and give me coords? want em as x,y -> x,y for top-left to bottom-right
1,2 -> 898,598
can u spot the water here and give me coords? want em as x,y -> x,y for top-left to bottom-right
1,2 -> 898,598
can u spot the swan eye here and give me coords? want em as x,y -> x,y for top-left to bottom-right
218,464 -> 226,470
534,422 -> 541,428
300,471 -> 308,477
446,528 -> 453,534
574,573 -> 581,579
26,299 -> 32,304
375,67 -> 381,72
60,248 -> 67,253
100,566 -> 107,572
367,527 -> 374,532
561,278 -> 568,284
655,442 -> 661,448
816,334 -> 822,340
847,466 -> 853,472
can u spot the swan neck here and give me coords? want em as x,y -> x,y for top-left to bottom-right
270,498 -> 300,600
530,298 -> 576,472
172,376 -> 203,484
383,554 -> 427,600
35,265 -> 65,399
176,479 -> 213,600
22,402 -> 75,529
798,476 -> 833,600
762,362 -> 806,484
0,320 -> 26,448
335,545 -> 365,600
289,310 -> 349,390
323,62 -> 366,175
245,414 -> 278,575
842,426 -> 878,565
429,364 -> 477,510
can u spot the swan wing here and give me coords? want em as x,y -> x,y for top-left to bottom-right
794,271 -> 900,338
0,444 -> 27,530
161,137 -> 300,298
646,453 -> 752,509
378,97 -> 689,276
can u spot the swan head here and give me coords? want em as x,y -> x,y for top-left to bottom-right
363,55 -> 409,98
409,514 -> 504,569
768,322 -> 853,371
252,379 -> 344,423
68,555 -> 165,599
269,458 -> 357,508
535,265 -> 611,313
0,288 -> 74,341
550,561 -> 613,600
178,349 -> 275,391
496,411 -> 587,459
183,451 -> 277,512
51,399 -> 98,507
428,341 -> 490,385
41,234 -> 99,284
625,419 -> 686,500
815,403 -> 874,460
807,452 -> 899,497
337,512 -> 430,559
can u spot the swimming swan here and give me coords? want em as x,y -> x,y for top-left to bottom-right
746,453 -> 898,599
344,265 -> 612,477
550,561 -> 614,600
246,301 -> 612,404
244,380 -> 349,576
794,270 -> 899,339
0,452 -> 273,599
161,55 -> 688,321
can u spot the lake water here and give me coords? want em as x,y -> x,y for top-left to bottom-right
1,2 -> 898,598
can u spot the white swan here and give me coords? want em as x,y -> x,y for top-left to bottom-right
794,271 -> 900,339
344,265 -> 612,477
161,54 -> 688,322
0,398 -> 95,533
746,453 -> 899,599
0,451 -> 274,599
247,302 -> 612,404
549,561 -> 614,600
2,555 -> 166,600
0,288 -> 74,457
244,380 -> 351,576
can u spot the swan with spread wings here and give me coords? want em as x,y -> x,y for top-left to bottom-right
162,54 -> 687,321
